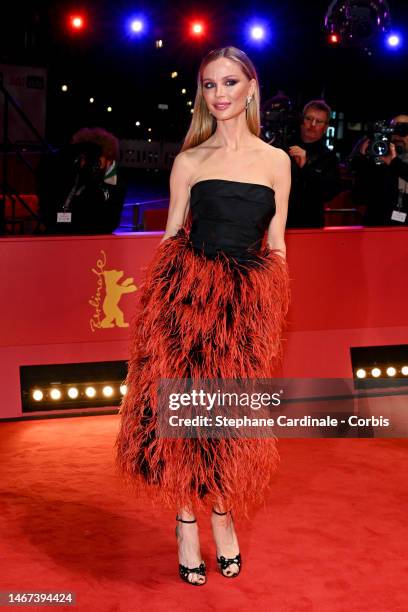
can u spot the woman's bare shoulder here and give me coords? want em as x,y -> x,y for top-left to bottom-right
171,149 -> 198,180
257,140 -> 290,165
253,141 -> 290,191
179,144 -> 210,162
175,143 -> 214,179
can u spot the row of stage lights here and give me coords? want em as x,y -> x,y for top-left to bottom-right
66,13 -> 403,51
28,366 -> 408,404
31,384 -> 127,402
355,366 -> 408,379
67,14 -> 271,44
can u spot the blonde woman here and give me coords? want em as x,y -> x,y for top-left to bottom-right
116,46 -> 291,586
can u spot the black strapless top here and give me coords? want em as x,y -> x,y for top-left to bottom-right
189,179 -> 276,260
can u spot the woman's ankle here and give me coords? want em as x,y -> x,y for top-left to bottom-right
177,508 -> 196,522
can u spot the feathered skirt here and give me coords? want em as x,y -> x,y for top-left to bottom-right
115,229 -> 290,517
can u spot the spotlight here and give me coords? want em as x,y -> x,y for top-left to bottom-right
103,386 -> 114,397
246,20 -> 270,44
61,84 -> 68,92
155,40 -> 163,48
371,367 -> 381,378
32,390 -> 43,401
402,366 -> 408,376
107,106 -> 112,112
181,88 -> 187,94
50,388 -> 62,400
250,26 -> 265,41
89,97 -> 95,103
171,71 -> 178,79
191,21 -> 205,37
148,138 -> 152,142
328,32 -> 341,45
120,384 -> 127,395
386,32 -> 402,49
126,14 -> 147,37
386,366 -> 396,377
356,368 -> 366,379
68,387 -> 79,399
135,121 -> 141,126
130,19 -> 144,33
69,14 -> 85,32
187,100 -> 192,106
148,127 -> 152,132
85,386 -> 96,398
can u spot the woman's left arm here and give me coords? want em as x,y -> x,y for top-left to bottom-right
267,149 -> 291,261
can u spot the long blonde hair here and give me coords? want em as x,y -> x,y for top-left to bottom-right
181,46 -> 261,152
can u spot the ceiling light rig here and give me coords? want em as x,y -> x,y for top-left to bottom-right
324,0 -> 392,52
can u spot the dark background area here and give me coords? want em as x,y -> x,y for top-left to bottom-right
2,0 -> 408,148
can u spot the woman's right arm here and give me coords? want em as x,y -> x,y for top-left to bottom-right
161,152 -> 193,243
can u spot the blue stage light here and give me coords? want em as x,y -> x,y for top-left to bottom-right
386,32 -> 402,49
250,25 -> 265,41
131,19 -> 143,33
127,16 -> 147,36
245,20 -> 270,45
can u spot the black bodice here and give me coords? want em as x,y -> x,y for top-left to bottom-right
189,179 -> 276,260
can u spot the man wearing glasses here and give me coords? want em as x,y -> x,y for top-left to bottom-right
286,100 -> 341,228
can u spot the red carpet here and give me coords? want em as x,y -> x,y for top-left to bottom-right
0,415 -> 407,611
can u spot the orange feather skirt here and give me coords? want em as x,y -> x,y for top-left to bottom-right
115,229 -> 290,517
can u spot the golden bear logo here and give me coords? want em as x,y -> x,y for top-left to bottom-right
89,250 -> 137,332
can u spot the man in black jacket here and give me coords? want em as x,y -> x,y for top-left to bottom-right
38,128 -> 126,235
350,115 -> 408,226
286,100 -> 341,228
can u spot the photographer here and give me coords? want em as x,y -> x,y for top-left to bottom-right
350,115 -> 408,226
286,100 -> 341,228
38,127 -> 125,234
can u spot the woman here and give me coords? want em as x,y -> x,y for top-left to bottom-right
116,46 -> 291,586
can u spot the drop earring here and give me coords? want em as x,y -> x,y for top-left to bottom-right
245,96 -> 253,110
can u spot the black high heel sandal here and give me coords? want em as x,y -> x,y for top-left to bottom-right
175,515 -> 206,586
212,508 -> 242,578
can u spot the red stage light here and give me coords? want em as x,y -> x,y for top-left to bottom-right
191,21 -> 205,36
328,33 -> 340,44
69,14 -> 85,31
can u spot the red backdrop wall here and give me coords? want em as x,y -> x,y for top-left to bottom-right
1,227 -> 407,419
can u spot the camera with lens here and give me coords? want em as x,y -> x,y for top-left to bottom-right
261,93 -> 299,149
72,142 -> 105,184
365,120 -> 408,164
366,120 -> 395,163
